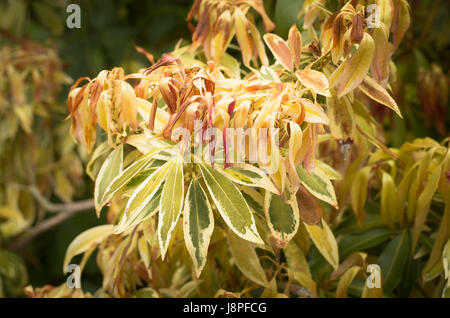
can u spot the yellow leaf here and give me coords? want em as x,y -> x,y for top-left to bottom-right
305,219 -> 339,270
332,33 -> 375,98
336,266 -> 361,298
229,232 -> 268,286
63,224 -> 114,273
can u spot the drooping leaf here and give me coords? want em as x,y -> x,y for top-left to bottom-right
296,69 -> 330,96
234,8 -> 253,66
413,160 -> 444,249
284,240 -> 317,296
332,33 -> 375,98
296,185 -> 323,225
335,266 -> 361,298
350,166 -> 371,227
63,225 -> 114,272
288,24 -> 302,69
378,230 -> 411,293
326,96 -> 356,142
158,158 -> 184,259
359,76 -> 402,118
380,171 -> 398,228
98,146 -> 169,210
94,145 -> 123,215
229,233 -> 268,286
183,179 -> 214,277
114,188 -> 162,235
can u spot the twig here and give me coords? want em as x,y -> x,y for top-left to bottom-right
6,198 -> 94,251
10,183 -> 73,213
277,281 -> 315,298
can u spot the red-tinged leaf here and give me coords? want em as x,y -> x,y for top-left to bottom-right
359,76 -> 402,118
263,33 -> 293,71
295,69 -> 330,96
351,13 -> 364,44
288,24 -> 302,69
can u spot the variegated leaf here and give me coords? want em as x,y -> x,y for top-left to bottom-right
183,179 -> 214,277
296,165 -> 338,208
99,146 -> 169,210
94,145 -> 123,215
199,163 -> 263,244
217,163 -> 279,194
158,158 -> 184,259
264,190 -> 299,248
305,219 -> 339,270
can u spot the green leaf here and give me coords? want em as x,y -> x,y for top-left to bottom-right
32,2 -> 63,35
264,190 -> 299,247
380,171 -> 397,228
413,160 -> 444,249
183,179 -> 214,277
339,227 -> 394,259
296,165 -> 338,208
199,163 -> 263,244
274,0 -> 304,38
0,249 -> 28,296
229,233 -> 268,286
378,230 -> 411,293
158,158 -> 184,259
220,53 -> 241,79
336,266 -> 361,298
94,145 -> 123,215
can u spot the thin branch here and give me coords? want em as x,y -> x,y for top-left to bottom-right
6,198 -> 94,251
10,183 -> 74,213
277,281 -> 315,298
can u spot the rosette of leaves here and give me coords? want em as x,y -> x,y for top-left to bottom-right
63,44 -> 346,296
